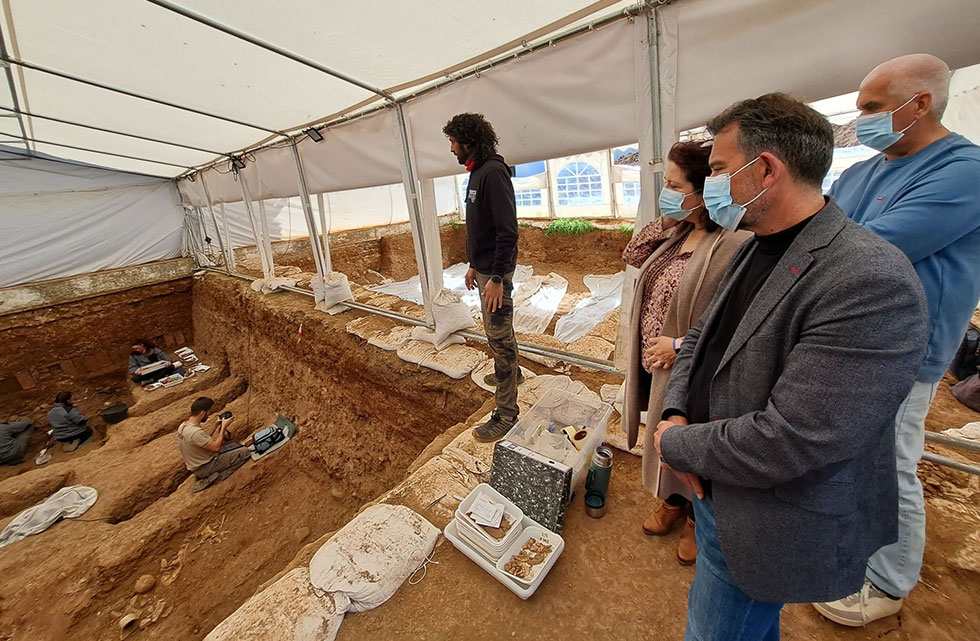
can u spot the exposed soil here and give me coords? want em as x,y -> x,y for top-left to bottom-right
336,377 -> 980,641
1,223 -> 977,641
0,275 -> 488,641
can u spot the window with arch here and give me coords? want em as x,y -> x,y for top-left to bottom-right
556,161 -> 603,205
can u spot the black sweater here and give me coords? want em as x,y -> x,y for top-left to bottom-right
465,154 -> 518,277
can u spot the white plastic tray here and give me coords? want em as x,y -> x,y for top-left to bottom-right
444,515 -> 565,600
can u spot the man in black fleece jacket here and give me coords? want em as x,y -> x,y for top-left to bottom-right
443,113 -> 520,441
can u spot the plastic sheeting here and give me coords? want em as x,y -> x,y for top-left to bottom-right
554,272 -> 626,343
0,149 -> 183,287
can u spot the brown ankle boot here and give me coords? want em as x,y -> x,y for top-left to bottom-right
643,502 -> 686,535
677,517 -> 697,565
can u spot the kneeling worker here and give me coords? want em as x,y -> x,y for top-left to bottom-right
178,397 -> 250,492
0,417 -> 34,465
47,392 -> 93,452
129,338 -> 178,384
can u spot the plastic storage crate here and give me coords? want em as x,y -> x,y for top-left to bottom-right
503,388 -> 612,491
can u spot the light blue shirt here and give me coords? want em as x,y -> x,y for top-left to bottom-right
829,133 -> 980,381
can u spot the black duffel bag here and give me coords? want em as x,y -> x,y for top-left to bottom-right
950,327 -> 980,381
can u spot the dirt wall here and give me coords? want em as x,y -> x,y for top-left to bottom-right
0,279 -> 193,421
191,274 -> 486,500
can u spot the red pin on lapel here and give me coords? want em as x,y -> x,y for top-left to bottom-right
789,266 -> 799,274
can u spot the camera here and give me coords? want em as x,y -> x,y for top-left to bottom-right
219,411 -> 233,420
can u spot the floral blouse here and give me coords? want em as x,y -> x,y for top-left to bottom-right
623,218 -> 694,373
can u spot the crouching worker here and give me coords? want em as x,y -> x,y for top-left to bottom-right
0,418 -> 34,465
47,392 -> 94,452
178,397 -> 250,492
129,338 -> 178,384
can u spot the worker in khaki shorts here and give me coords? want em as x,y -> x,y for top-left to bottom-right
443,113 -> 520,442
177,397 -> 250,492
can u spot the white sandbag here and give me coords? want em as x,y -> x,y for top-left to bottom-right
204,567 -> 345,641
410,325 -> 466,350
249,276 -> 297,294
431,288 -> 477,346
470,359 -> 536,393
421,346 -> 487,379
396,339 -> 438,365
309,504 -> 439,614
369,326 -> 415,351
517,333 -> 567,368
313,272 -> 354,315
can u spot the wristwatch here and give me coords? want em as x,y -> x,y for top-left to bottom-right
490,275 -> 503,284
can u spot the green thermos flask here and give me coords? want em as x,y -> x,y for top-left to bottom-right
584,445 -> 613,518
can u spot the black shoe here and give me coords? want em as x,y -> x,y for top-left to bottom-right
472,411 -> 518,443
483,371 -> 526,387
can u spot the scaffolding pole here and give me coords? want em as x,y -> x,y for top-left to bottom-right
237,171 -> 273,279
200,172 -> 232,273
290,140 -> 329,277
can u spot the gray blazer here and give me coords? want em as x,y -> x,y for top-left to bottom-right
660,200 -> 928,603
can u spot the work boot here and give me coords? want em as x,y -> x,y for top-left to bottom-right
472,411 -> 518,443
813,579 -> 904,627
642,501 -> 686,535
483,371 -> 526,387
677,517 -> 697,566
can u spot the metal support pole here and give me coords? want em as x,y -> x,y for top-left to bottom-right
0,23 -> 29,148
546,159 -> 558,219
290,140 -> 329,277
217,203 -> 236,272
606,148 -> 619,219
646,7 -> 665,208
257,199 -> 276,273
925,431 -> 980,455
394,103 -> 436,320
1,56 -> 283,136
316,192 -> 330,271
0,105 -> 227,156
237,171 -> 272,278
922,452 -> 980,477
200,172 -> 232,273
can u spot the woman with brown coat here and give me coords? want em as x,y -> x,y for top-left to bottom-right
621,140 -> 750,564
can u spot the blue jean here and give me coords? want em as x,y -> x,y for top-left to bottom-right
685,496 -> 783,641
866,380 -> 938,597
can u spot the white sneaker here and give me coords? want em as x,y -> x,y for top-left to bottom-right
813,579 -> 903,627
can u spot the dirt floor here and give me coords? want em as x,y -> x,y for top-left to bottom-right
335,375 -> 980,641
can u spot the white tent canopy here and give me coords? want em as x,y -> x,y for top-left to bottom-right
1,0 -> 979,291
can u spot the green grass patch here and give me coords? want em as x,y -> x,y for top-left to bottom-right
618,223 -> 634,235
447,220 -> 465,230
544,218 -> 596,236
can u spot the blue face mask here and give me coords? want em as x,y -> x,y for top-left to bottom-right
855,94 -> 918,151
702,157 -> 768,231
658,186 -> 702,220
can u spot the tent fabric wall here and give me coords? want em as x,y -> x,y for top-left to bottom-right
0,150 -> 183,287
671,0 -> 980,133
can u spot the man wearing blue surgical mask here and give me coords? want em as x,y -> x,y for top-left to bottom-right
653,93 -> 928,641
815,54 -> 980,628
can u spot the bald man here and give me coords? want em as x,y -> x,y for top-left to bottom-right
815,54 -> 980,626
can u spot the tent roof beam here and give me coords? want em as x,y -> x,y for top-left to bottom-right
0,134 -> 194,170
0,55 -> 287,137
0,105 -> 230,157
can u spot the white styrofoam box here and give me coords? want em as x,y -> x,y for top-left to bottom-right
455,484 -> 524,553
495,524 -> 564,587
444,515 -> 565,600
503,388 -> 612,492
